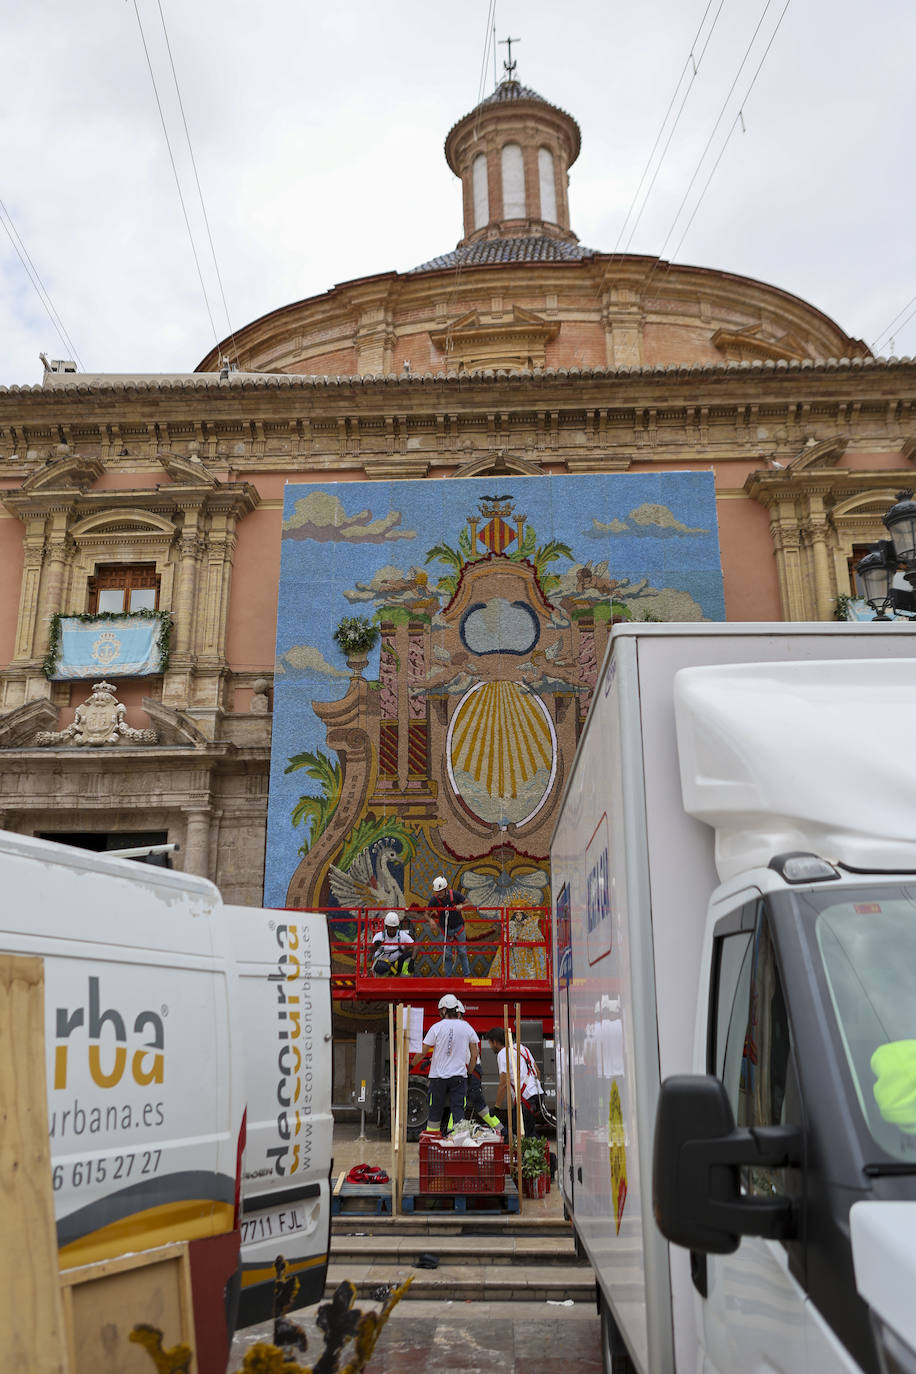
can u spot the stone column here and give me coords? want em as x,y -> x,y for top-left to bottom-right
35,526 -> 73,658
778,517 -> 807,620
806,495 -> 834,621
12,528 -> 47,661
173,517 -> 204,656
184,808 -> 211,879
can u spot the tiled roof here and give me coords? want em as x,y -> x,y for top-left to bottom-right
479,81 -> 550,106
410,235 -> 596,274
0,354 -> 894,396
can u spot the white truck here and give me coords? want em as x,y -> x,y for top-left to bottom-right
0,830 -> 332,1368
550,624 -> 916,1374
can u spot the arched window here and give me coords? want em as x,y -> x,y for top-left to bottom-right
472,153 -> 489,229
501,143 -> 526,219
538,148 -> 557,223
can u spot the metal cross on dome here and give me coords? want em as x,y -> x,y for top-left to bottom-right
499,35 -> 520,82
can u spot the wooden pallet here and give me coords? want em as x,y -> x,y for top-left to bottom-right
331,1169 -> 393,1215
400,1176 -> 519,1215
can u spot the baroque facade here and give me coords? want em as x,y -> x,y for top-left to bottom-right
1,73 -> 914,900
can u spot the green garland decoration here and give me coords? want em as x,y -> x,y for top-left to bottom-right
43,609 -> 173,680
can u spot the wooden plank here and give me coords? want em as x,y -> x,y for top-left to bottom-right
502,1005 -> 514,1163
388,1002 -> 396,1203
0,953 -> 71,1373
332,1169 -> 347,1196
515,1002 -> 524,1205
392,1003 -> 402,1214
396,1006 -> 410,1208
61,1243 -> 195,1374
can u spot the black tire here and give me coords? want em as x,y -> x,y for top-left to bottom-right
600,1291 -> 635,1374
405,1076 -> 429,1141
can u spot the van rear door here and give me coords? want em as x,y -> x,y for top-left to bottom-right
224,906 -> 332,1328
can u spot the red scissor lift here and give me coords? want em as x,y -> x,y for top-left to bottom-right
295,905 -> 555,1134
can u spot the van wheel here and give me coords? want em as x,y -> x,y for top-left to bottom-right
405,1076 -> 429,1141
600,1292 -> 634,1374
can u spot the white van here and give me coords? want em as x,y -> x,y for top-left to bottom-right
226,904 -> 333,1328
0,830 -> 331,1364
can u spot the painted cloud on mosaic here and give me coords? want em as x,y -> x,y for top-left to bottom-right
282,490 -> 416,542
584,503 -> 708,538
343,564 -> 432,603
276,644 -> 349,677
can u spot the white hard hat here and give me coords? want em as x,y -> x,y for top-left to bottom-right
432,876 -> 448,892
384,910 -> 400,928
455,1000 -> 466,1016
438,993 -> 460,1012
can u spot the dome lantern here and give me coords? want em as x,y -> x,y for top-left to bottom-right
444,65 -> 582,249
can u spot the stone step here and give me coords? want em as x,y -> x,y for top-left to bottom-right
330,1233 -> 583,1267
324,1260 -> 598,1304
331,1213 -> 573,1238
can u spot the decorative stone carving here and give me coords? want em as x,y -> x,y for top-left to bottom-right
250,677 -> 271,714
35,682 -> 158,748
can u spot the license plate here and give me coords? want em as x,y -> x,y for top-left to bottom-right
240,1205 -> 309,1245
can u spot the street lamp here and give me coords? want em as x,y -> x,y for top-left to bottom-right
855,543 -> 896,619
883,490 -> 916,564
854,491 -> 916,620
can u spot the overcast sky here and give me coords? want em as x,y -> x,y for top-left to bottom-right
2,1 -> 914,385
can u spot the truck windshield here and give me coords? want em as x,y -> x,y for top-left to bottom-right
798,885 -> 916,1163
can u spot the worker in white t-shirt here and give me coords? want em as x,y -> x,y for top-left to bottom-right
410,993 -> 479,1136
486,1026 -> 542,1134
371,911 -> 414,975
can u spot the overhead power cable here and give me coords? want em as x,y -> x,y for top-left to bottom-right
153,0 -> 240,365
0,196 -> 85,369
652,0 -> 784,265
130,0 -> 221,357
614,0 -> 726,256
664,0 -> 791,265
447,0 -> 499,367
872,294 -> 916,354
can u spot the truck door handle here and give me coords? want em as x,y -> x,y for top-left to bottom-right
577,1166 -> 583,1183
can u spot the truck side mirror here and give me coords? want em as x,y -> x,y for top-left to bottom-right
653,1075 -> 802,1255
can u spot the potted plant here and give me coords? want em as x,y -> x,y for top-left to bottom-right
520,1135 -> 549,1199
333,616 -> 380,674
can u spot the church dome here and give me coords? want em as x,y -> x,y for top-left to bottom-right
197,69 -> 865,377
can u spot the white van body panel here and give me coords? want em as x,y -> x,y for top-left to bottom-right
550,624 -> 916,1374
850,1203 -> 916,1357
0,830 -> 333,1337
224,905 -> 332,1322
0,829 -> 242,1269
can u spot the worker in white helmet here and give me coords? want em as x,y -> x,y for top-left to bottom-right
443,1000 -> 502,1131
410,993 -> 479,1136
427,874 -> 471,978
371,910 -> 414,976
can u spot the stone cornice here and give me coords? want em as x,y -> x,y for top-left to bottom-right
5,353 -> 911,408
744,467 -> 916,505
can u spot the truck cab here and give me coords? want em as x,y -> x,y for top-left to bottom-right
656,858 -> 916,1374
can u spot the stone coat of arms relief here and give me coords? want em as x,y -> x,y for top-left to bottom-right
35,681 -> 159,747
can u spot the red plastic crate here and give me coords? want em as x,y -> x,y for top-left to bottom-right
418,1133 -> 511,1194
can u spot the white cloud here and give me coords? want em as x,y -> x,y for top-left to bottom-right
628,504 -> 707,535
283,491 -> 415,543
277,644 -> 349,677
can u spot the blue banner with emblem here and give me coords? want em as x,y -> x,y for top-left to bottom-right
52,615 -> 164,679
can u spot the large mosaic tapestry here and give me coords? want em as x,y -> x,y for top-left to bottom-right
265,473 -> 724,913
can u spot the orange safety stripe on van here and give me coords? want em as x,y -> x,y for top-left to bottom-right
240,1251 -> 328,1289
59,1199 -> 235,1270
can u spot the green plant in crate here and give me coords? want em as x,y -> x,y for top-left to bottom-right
520,1135 -> 548,1179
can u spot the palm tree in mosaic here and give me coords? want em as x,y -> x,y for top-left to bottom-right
286,749 -> 341,856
